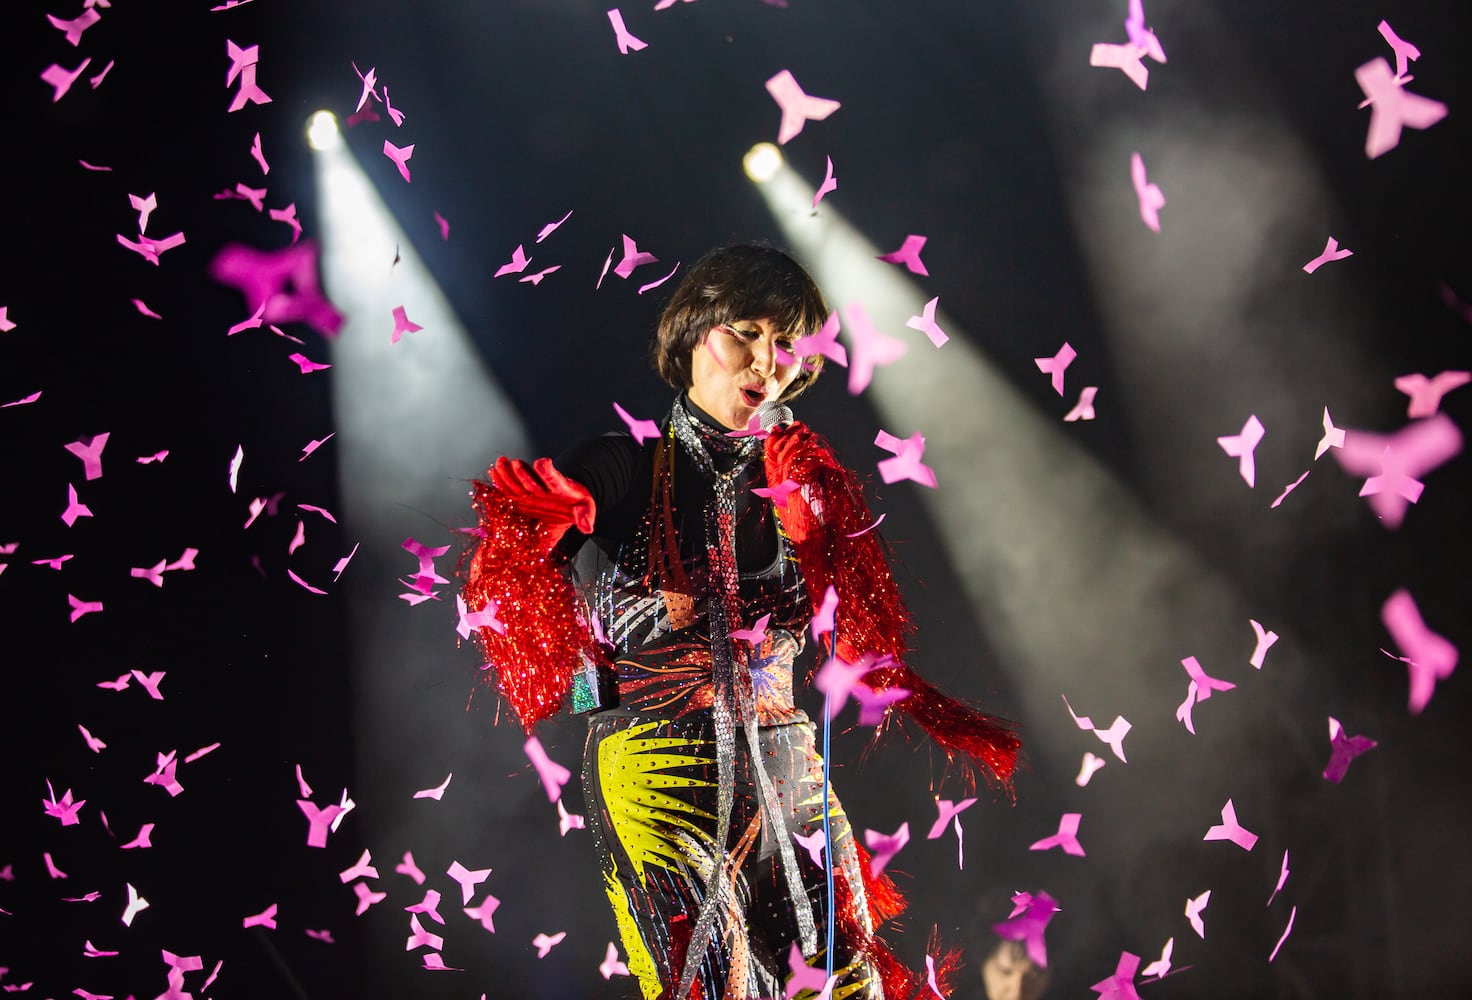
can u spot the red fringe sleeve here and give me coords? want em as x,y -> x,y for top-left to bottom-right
764,422 -> 1022,794
461,478 -> 599,730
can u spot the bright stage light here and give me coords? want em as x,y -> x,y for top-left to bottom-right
306,109 -> 341,151
743,142 -> 784,183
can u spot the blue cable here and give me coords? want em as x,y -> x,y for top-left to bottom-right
821,689 -> 836,984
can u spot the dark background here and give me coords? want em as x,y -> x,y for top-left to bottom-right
2,1 -> 1469,998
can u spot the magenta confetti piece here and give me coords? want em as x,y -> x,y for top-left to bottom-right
533,930 -> 567,958
62,484 -> 93,526
613,401 -> 661,444
557,797 -> 585,836
1381,588 -> 1457,714
1076,751 -> 1106,786
433,210 -> 450,239
1092,715 -> 1131,761
926,797 -> 976,839
1124,0 -> 1167,61
793,828 -> 826,869
1217,414 -> 1264,487
813,156 -> 837,208
842,302 -> 907,395
1302,236 -> 1353,274
1356,57 -> 1445,159
1176,679 -> 1200,735
523,736 -> 571,802
766,69 -> 840,144
785,941 -> 830,998
600,941 -> 630,979
993,889 -> 1060,968
406,888 -> 445,925
456,593 -> 505,638
494,244 -> 531,277
339,850 -> 379,884
1270,469 -> 1310,508
1130,152 -> 1165,232
1064,385 -> 1099,422
1378,20 -> 1420,79
1267,850 -> 1290,906
296,800 -> 343,848
1090,43 -> 1149,91
413,773 -> 452,801
41,58 -> 92,102
353,882 -> 386,915
1203,798 -> 1257,851
43,780 -> 86,826
727,612 -> 771,645
862,821 -> 909,877
810,585 -> 839,643
406,913 -> 443,951
1090,952 -> 1143,1000
751,480 -> 799,506
287,352 -> 330,373
79,724 -> 106,753
1030,813 -> 1085,856
1268,906 -> 1297,962
637,261 -> 681,295
1323,717 -> 1377,783
606,8 -> 648,54
613,234 -> 658,279
814,652 -> 876,720
122,883 -> 150,925
446,860 -> 491,907
0,305 -> 14,331
1393,371 -> 1470,418
876,234 -> 929,276
1034,342 -> 1076,396
874,429 -> 937,487
792,310 -> 848,367
851,680 -> 909,725
48,8 -> 102,46
535,209 -> 573,243
1334,414 -> 1461,528
68,593 -> 104,622
520,264 -> 561,285
843,512 -> 887,538
1249,620 -> 1279,668
1182,655 -> 1235,700
464,894 -> 500,931
1185,889 -> 1210,938
905,296 -> 948,348
383,139 -> 414,182
1141,939 -> 1173,979
299,432 -> 335,461
269,203 -> 302,244
225,40 -> 271,111
1315,407 -> 1345,460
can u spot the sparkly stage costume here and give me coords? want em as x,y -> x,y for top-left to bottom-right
464,396 -> 1019,1000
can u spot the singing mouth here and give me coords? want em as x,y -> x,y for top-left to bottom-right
740,385 -> 766,407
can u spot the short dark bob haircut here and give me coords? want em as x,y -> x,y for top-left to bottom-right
651,244 -> 828,402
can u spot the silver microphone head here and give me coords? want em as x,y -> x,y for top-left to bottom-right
757,401 -> 793,431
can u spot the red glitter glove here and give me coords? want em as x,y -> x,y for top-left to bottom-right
489,456 -> 596,550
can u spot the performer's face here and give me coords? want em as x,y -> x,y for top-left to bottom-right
687,318 -> 802,430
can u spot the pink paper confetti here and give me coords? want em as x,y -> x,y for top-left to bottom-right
1356,57 -> 1446,159
406,913 -> 443,951
269,202 -> 302,244
225,41 -> 270,111
1267,850 -> 1290,906
1176,680 -> 1200,735
48,8 -> 102,46
533,931 -> 567,958
494,244 -> 531,277
1302,236 -> 1353,274
82,940 -> 118,958
299,433 -> 335,461
874,429 -> 937,487
62,484 -> 94,527
1315,407 -> 1345,460
1249,619 -> 1279,669
332,542 -> 360,581
1092,716 -> 1131,762
353,881 -> 386,915
1378,20 -> 1420,80
45,851 -> 69,878
1394,371 -> 1470,418
287,568 -> 327,595
1124,0 -> 1167,61
810,585 -> 839,643
728,612 -> 771,645
43,781 -> 86,826
557,797 -> 585,836
79,724 -> 107,753
1030,813 -> 1085,856
536,209 -> 573,243
905,296 -> 948,348
457,593 -> 506,639
992,889 -> 1060,968
89,60 -> 114,88
287,352 -> 330,373
1076,752 -> 1106,786
863,821 -> 910,878
613,234 -> 658,279
792,310 -> 848,368
69,593 -> 104,622
876,234 -> 929,276
131,192 -> 157,234
121,823 -> 155,850
433,211 -> 450,239
296,800 -> 343,848
1203,798 -> 1257,851
1381,588 -> 1457,714
1090,952 -> 1142,1000
595,246 -> 616,288
1090,43 -> 1149,91
464,894 -> 500,932
1270,469 -> 1310,508
793,828 -> 826,869
41,58 -> 92,101
396,852 -> 427,884
613,402 -> 661,445
843,512 -> 887,538
1323,717 -> 1377,783
4,390 -> 43,407
383,140 -> 414,182
1217,414 -> 1264,487
1141,938 -> 1173,979
851,680 -> 910,725
414,773 -> 452,801
0,305 -> 15,331
785,942 -> 830,998
1182,655 -> 1235,700
1335,415 -> 1462,528
812,156 -> 838,208
65,432 -> 109,481
606,8 -> 647,54
927,797 -> 976,839
1268,906 -> 1297,962
1034,342 -> 1075,396
843,302 -> 907,395
339,850 -> 379,884
520,264 -> 561,285
1130,152 -> 1165,232
405,888 -> 444,925
524,736 -> 571,802
751,480 -> 799,506
766,70 -> 840,144
599,941 -> 630,979
1064,385 -> 1099,422
637,261 -> 681,295
131,298 -> 163,319
1185,889 -> 1210,938
79,158 -> 112,171
131,559 -> 167,587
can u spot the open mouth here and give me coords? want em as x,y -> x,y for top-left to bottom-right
740,386 -> 765,407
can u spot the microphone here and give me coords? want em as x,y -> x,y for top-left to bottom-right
757,400 -> 793,432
